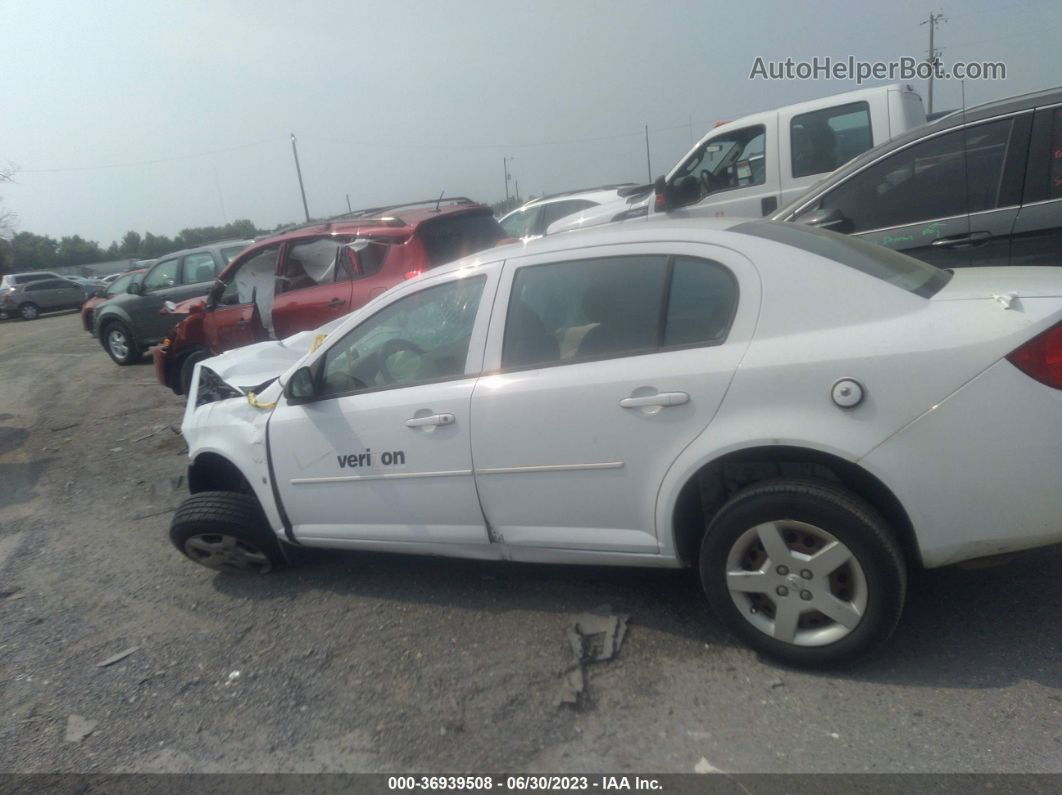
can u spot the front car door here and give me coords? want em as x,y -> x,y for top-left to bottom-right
268,264 -> 500,548
470,243 -> 759,555
271,237 -> 356,339
204,245 -> 281,352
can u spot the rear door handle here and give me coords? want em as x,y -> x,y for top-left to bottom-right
328,298 -> 345,308
931,231 -> 991,249
619,392 -> 689,409
405,413 -> 455,428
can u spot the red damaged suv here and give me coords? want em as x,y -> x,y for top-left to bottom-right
154,198 -> 506,394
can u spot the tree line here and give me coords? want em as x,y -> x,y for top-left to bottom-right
0,219 -> 263,274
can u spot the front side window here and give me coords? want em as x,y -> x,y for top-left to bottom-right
1050,108 -> 1062,199
817,118 -> 1013,232
105,273 -> 134,296
500,207 -> 541,239
221,246 -> 280,305
791,101 -> 872,178
143,259 -> 179,292
320,276 -> 486,396
181,252 -> 218,284
502,255 -> 737,370
672,125 -> 767,202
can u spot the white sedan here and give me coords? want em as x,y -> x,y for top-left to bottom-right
172,218 -> 1062,666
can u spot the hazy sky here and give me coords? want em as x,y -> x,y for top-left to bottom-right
2,0 -> 1060,245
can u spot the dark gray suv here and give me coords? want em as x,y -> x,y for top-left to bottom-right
773,86 -> 1062,269
95,240 -> 250,365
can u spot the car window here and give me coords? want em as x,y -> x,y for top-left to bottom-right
663,258 -> 739,347
733,220 -> 952,298
181,252 -> 218,284
222,246 -> 280,305
105,273 -> 135,296
278,238 -> 349,294
502,256 -> 669,369
143,259 -> 180,292
673,125 -> 767,198
16,273 -> 52,284
816,118 -> 1013,232
418,211 -> 504,265
541,199 -> 597,229
1050,108 -> 1062,200
27,279 -> 67,291
221,245 -> 247,264
791,101 -> 872,178
500,207 -> 541,238
320,276 -> 486,396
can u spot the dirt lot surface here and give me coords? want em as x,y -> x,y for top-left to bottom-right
1,310 -> 1060,774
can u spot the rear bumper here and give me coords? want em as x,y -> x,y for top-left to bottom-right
861,359 -> 1062,568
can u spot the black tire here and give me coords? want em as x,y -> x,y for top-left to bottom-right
699,479 -> 906,667
19,302 -> 40,320
178,348 -> 211,395
101,319 -> 142,365
170,491 -> 285,574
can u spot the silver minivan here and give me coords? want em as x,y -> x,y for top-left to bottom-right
0,277 -> 87,320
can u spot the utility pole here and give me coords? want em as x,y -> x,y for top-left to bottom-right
645,125 -> 652,183
290,133 -> 310,222
346,194 -> 352,213
922,12 -> 947,115
503,156 -> 513,203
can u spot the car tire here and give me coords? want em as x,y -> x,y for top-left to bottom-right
179,348 -> 211,396
699,478 -> 906,667
170,491 -> 285,574
101,320 -> 142,365
19,302 -> 40,320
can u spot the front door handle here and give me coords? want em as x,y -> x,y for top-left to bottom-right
405,413 -> 455,428
619,392 -> 689,409
931,231 -> 991,249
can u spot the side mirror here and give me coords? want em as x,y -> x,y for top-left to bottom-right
128,281 -> 143,296
653,176 -> 668,212
801,207 -> 852,233
284,366 -> 318,404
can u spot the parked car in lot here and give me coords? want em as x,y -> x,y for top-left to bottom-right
653,83 -> 926,219
94,240 -> 251,365
154,199 -> 505,394
0,270 -> 69,291
81,268 -> 147,334
0,276 -> 88,320
771,86 -> 1062,268
498,185 -> 650,240
171,216 -> 1062,666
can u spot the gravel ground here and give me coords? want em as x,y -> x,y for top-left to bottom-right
1,310 -> 1060,774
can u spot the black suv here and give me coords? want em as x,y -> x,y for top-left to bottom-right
94,240 -> 250,365
773,86 -> 1062,269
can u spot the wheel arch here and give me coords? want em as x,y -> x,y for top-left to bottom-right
668,444 -> 921,570
188,451 -> 255,495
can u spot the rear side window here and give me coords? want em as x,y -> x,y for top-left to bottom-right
502,255 -> 737,370
791,102 -> 872,178
733,220 -> 952,297
28,279 -> 70,291
181,252 -> 218,284
418,212 -> 504,266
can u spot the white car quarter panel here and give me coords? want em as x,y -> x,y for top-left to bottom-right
861,359 -> 1062,567
473,242 -> 761,553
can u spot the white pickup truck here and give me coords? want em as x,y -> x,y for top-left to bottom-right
652,83 -> 926,218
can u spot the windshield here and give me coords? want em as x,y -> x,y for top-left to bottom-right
732,220 -> 953,297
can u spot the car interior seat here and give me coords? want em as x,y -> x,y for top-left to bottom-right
502,301 -> 559,367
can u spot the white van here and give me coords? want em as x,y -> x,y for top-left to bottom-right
651,83 -> 926,218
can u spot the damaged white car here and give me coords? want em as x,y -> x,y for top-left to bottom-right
174,217 -> 1062,665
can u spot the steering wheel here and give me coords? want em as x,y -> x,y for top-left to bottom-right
378,338 -> 426,384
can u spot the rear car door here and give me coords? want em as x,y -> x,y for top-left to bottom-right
1010,104 -> 1062,266
470,244 -> 758,554
271,237 -> 356,339
268,265 -> 500,546
806,117 -> 1022,267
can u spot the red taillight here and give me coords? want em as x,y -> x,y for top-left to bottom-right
1007,321 -> 1062,389
403,269 -> 423,280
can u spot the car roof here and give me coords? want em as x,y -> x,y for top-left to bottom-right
775,84 -> 1062,218
501,185 -> 639,217
256,199 -> 494,246
429,215 -> 746,279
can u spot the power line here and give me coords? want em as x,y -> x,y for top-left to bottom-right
19,137 -> 285,174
